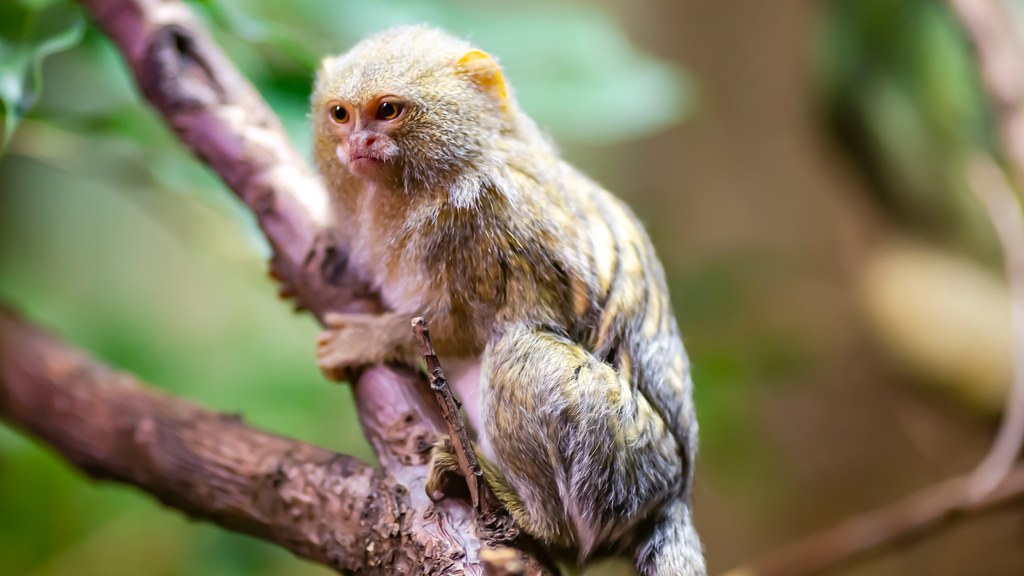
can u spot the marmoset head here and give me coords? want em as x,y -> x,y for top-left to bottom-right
312,25 -> 514,191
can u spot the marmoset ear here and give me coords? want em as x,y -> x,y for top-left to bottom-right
456,49 -> 508,110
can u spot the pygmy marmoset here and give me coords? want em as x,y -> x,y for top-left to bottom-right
312,25 -> 705,576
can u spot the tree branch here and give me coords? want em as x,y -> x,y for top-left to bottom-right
0,305 -> 386,572
1,0 -> 557,573
947,0 -> 1024,501
79,0 -> 345,317
965,156 -> 1024,499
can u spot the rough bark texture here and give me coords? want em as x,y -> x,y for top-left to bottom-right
0,305 -> 388,573
79,0 -> 350,317
0,0 -> 554,573
0,298 -> 515,574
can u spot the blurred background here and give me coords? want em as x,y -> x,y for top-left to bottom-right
2,0 -> 1022,574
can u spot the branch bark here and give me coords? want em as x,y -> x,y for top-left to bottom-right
0,305 -> 384,572
0,0 -> 554,573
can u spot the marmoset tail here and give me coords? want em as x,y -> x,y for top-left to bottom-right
311,25 -> 705,575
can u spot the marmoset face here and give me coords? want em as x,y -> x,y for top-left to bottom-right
313,26 -> 508,190
321,95 -> 406,178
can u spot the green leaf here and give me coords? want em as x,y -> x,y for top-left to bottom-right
0,0 -> 85,151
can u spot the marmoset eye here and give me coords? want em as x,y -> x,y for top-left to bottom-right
331,105 -> 349,123
376,101 -> 404,121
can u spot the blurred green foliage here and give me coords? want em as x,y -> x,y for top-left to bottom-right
818,0 -> 997,259
0,1 -> 690,575
195,0 -> 691,147
0,0 -> 84,148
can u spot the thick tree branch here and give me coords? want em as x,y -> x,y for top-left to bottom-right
0,305 -> 387,572
79,0 -> 346,316
0,0 -> 557,573
0,298 -> 514,573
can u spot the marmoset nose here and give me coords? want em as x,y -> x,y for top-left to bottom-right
351,132 -> 377,149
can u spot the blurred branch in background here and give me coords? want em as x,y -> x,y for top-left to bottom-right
948,0 -> 1024,183
965,156 -> 1024,500
720,463 -> 1024,576
947,0 -> 1024,502
726,0 -> 1024,573
722,155 -> 1024,576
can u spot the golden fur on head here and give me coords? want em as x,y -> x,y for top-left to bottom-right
312,25 -> 544,203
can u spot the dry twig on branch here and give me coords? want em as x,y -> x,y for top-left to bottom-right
412,317 -> 489,514
0,0 -> 556,573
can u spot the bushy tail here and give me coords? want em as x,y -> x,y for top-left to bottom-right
633,497 -> 706,576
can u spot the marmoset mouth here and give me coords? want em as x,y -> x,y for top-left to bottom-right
349,153 -> 386,175
336,143 -> 388,176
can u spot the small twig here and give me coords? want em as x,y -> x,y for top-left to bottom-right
965,156 -> 1024,500
412,317 -> 490,514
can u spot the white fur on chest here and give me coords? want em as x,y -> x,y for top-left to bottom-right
341,182 -> 426,314
333,180 -> 487,452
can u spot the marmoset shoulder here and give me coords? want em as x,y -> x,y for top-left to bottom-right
311,25 -> 705,576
